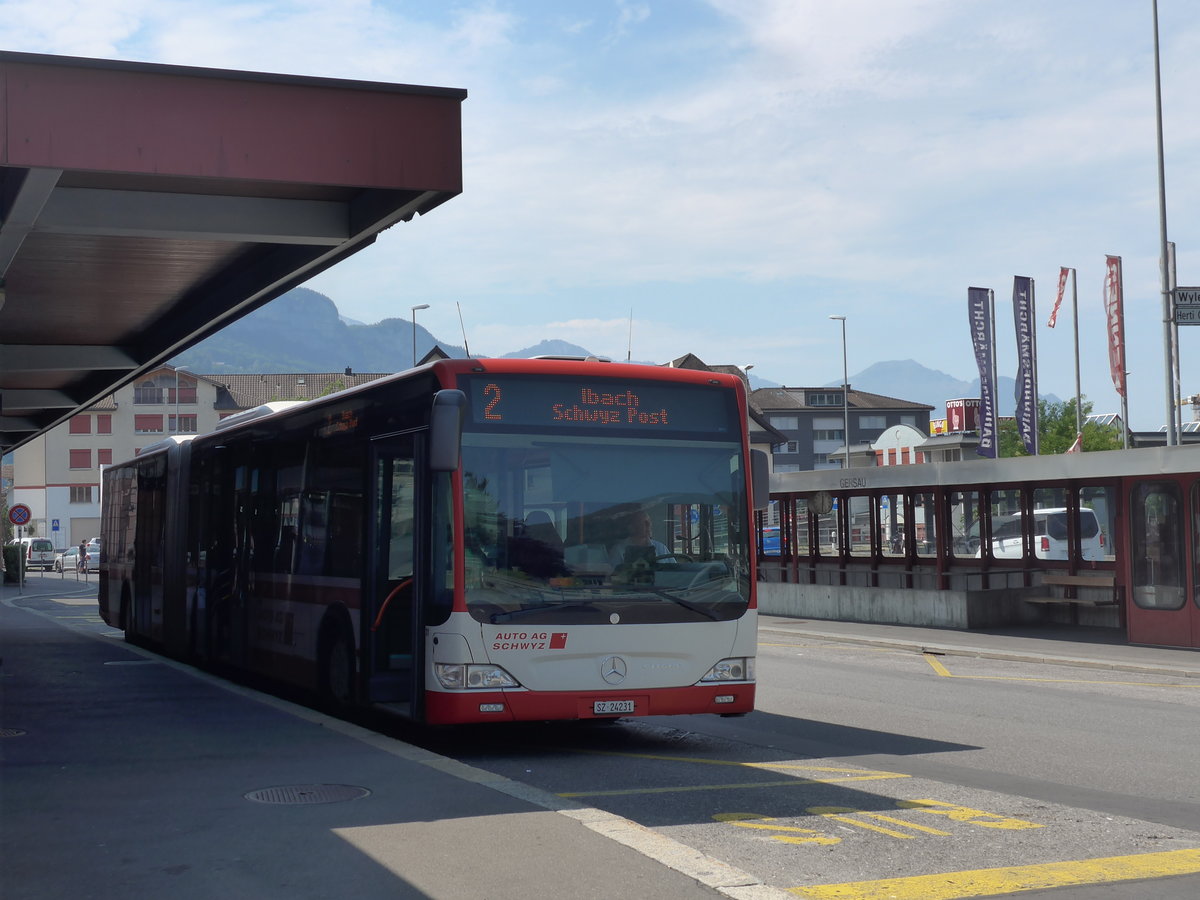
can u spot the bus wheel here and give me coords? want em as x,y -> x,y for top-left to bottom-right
119,585 -> 132,639
320,619 -> 356,707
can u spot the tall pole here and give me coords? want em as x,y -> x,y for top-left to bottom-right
829,315 -> 849,469
1169,241 -> 1181,433
1071,268 -> 1082,437
1152,0 -> 1176,445
411,304 -> 430,368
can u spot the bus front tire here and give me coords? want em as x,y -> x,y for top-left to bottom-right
320,619 -> 356,708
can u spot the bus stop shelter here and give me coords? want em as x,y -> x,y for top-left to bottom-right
0,50 -> 466,454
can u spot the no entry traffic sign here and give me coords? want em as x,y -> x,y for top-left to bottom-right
8,503 -> 32,526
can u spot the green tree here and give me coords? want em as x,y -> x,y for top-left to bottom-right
998,397 -> 1122,457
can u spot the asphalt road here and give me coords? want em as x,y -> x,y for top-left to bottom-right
8,578 -> 1200,898
409,625 -> 1200,898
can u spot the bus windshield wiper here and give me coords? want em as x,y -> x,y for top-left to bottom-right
647,588 -> 723,620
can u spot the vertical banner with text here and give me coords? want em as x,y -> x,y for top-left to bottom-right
1012,275 -> 1038,455
1104,255 -> 1127,398
968,287 -> 997,458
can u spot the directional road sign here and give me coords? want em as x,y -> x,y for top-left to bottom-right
1175,288 -> 1200,324
1176,287 -> 1200,306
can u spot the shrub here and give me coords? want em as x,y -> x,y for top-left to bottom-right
2,545 -> 20,583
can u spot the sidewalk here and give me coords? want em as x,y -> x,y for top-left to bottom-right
758,614 -> 1200,679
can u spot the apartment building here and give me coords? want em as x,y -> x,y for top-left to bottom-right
753,386 -> 935,472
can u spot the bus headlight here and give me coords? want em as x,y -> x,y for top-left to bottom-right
699,657 -> 755,683
434,663 -> 520,690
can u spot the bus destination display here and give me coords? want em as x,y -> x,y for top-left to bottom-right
460,375 -> 735,434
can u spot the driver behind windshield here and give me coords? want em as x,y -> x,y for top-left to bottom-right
608,508 -> 669,567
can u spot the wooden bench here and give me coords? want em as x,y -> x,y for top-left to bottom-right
1025,572 -> 1119,606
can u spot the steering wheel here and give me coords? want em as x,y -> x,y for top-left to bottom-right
655,553 -> 691,563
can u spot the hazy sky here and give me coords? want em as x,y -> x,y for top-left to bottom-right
6,1 -> 1198,428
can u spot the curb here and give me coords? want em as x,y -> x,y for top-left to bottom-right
757,624 -> 1200,680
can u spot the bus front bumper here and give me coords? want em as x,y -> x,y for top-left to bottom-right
423,683 -> 755,725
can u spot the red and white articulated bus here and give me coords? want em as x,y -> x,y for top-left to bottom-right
100,358 -> 766,724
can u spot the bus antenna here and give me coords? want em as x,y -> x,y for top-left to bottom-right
626,308 -> 633,362
457,302 -> 472,358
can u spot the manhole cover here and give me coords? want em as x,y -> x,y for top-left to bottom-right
0,728 -> 27,738
244,784 -> 370,805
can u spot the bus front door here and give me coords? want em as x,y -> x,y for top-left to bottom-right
366,436 -> 422,713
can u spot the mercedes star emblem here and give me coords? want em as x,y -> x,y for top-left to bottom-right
600,656 -> 627,684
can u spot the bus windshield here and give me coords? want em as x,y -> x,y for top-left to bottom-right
461,431 -> 751,625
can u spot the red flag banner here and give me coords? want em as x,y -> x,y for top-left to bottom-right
1104,256 -> 1126,398
1048,267 -> 1069,328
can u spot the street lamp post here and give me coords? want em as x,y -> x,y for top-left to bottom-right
411,304 -> 430,368
828,315 -> 850,470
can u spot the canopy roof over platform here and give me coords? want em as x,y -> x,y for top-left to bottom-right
0,50 -> 466,453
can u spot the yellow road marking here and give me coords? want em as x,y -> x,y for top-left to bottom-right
856,812 -> 951,835
714,812 -> 841,846
807,806 -> 922,839
897,799 -> 1041,830
924,653 -> 953,676
790,848 -> 1200,899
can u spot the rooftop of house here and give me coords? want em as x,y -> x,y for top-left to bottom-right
751,386 -> 934,412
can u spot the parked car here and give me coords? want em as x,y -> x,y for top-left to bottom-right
976,507 -> 1105,561
10,537 -> 57,571
54,543 -> 99,573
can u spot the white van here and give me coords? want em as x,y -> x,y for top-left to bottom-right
11,537 -> 58,571
984,507 -> 1105,561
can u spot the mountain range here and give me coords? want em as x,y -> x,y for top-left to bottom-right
171,287 -> 1041,416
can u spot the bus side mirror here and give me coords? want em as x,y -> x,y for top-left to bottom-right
430,390 -> 466,472
751,450 -> 769,511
